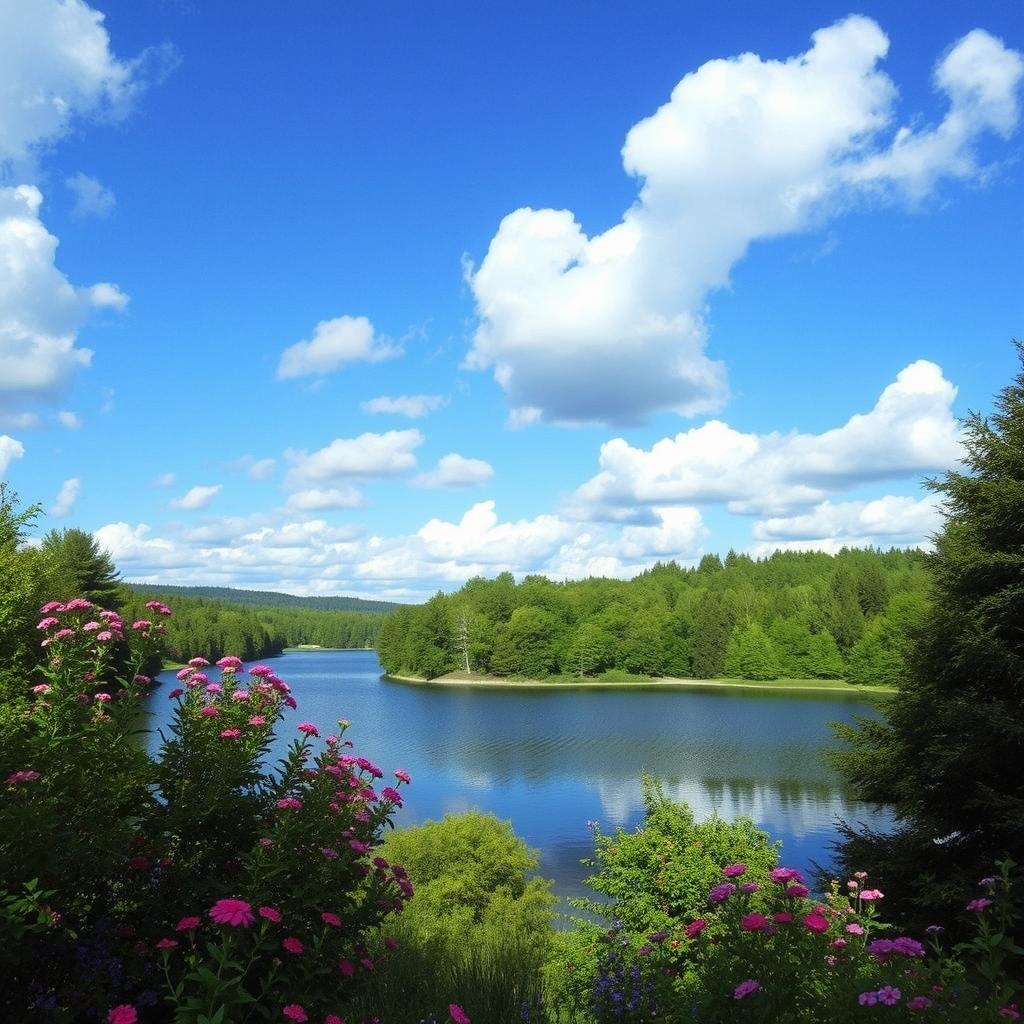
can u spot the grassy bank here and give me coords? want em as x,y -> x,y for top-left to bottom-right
385,669 -> 895,696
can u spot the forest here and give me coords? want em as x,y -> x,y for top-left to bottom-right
376,547 -> 931,685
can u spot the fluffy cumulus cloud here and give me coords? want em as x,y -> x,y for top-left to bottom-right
572,361 -> 963,519
65,172 -> 116,219
57,410 -> 82,429
50,477 -> 81,517
170,484 -> 222,511
276,316 -> 400,380
361,394 -> 447,418
0,0 -> 175,167
0,434 -> 25,475
0,185 -> 128,413
466,18 -> 1023,425
413,453 -> 494,488
285,430 -> 423,486
750,495 -> 944,554
286,487 -> 366,512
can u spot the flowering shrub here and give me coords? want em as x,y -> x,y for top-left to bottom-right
549,856 -> 1023,1023
0,597 -> 413,1021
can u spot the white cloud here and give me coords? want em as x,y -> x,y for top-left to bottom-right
248,458 -> 276,480
413,453 -> 494,489
0,0 -> 176,168
572,361 -> 962,519
277,316 -> 400,380
57,410 -> 82,429
170,484 -> 222,511
153,472 -> 176,488
286,430 -> 423,486
286,487 -> 366,511
466,18 -> 1023,425
361,394 -> 447,418
0,184 -> 128,412
65,172 -> 115,219
50,477 -> 80,517
749,495 -> 943,554
0,435 -> 25,475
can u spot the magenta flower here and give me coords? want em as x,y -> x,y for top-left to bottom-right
722,862 -> 747,877
176,668 -> 194,681
232,689 -> 250,700
803,913 -> 829,933
95,693 -> 112,702
859,992 -> 879,1006
39,601 -> 64,613
785,884 -> 810,898
200,706 -> 220,718
877,986 -> 902,1006
36,617 -> 60,630
893,937 -> 926,957
284,695 -> 298,709
83,621 -> 100,632
321,911 -> 342,927
908,996 -> 932,1011
967,898 -> 993,911
168,688 -> 184,699
282,936 -> 304,954
250,664 -> 273,677
770,867 -> 804,884
708,882 -> 736,904
96,630 -> 113,642
297,722 -> 320,737
394,769 -> 411,784
449,1005 -> 471,1024
156,938 -> 178,949
348,839 -> 370,855
325,1016 -> 344,1024
845,922 -> 864,935
282,1006 -> 308,1023
208,898 -> 255,927
276,797 -> 302,810
216,656 -> 243,670
248,715 -> 267,726
384,936 -> 398,950
734,980 -> 760,1000
175,916 -> 201,931
132,620 -> 152,631
740,882 -> 759,893
188,656 -> 210,667
205,682 -> 223,694
220,728 -> 242,740
741,913 -> 770,932
338,959 -> 355,977
258,905 -> 282,922
6,770 -> 41,785
66,598 -> 93,610
859,888 -> 884,901
107,1006 -> 138,1024
685,919 -> 707,938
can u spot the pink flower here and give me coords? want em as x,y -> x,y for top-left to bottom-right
708,882 -> 736,904
188,657 -> 210,667
785,884 -> 810,898
770,867 -> 804,884
338,959 -> 355,977
232,689 -> 250,700
250,664 -> 274,677
258,906 -> 282,922
168,688 -> 184,699
83,621 -> 101,632
156,938 -> 178,949
132,620 -> 152,631
381,786 -> 403,805
449,1005 -> 471,1024
284,695 -> 298,709
220,728 -> 242,740
685,919 -> 707,938
773,911 -> 793,924
66,598 -> 93,610
107,1006 -> 138,1024
740,882 -> 759,893
40,601 -> 64,613
175,916 -> 201,931
321,911 -> 342,927
282,936 -> 304,954
803,913 -> 829,933
200,706 -> 220,717
384,936 -> 398,950
908,997 -> 932,1011
360,957 -> 374,971
216,656 -> 243,670
349,840 -> 369,854
96,631 -> 113,642
176,668 -> 194,680
36,617 -> 60,630
845,922 -> 864,935
95,692 -> 112,702
248,715 -> 267,726
259,838 -> 273,848
208,898 -> 255,927
282,1006 -> 308,1023
320,847 -> 339,859
734,980 -> 760,1000
205,682 -> 223,694
741,913 -> 770,932
859,888 -> 884,901
722,862 -> 747,877
297,722 -> 320,737
877,986 -> 902,1006
394,769 -> 411,784
53,628 -> 75,640
326,1017 -> 344,1024
967,898 -> 993,911
276,797 -> 302,810
859,992 -> 879,1006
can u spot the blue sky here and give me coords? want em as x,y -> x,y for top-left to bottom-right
1,0 -> 1021,599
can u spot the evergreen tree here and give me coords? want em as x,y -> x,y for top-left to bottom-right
805,630 -> 845,679
826,567 -> 865,651
724,622 -> 782,680
42,528 -> 121,609
689,592 -> 733,678
833,344 -> 1024,932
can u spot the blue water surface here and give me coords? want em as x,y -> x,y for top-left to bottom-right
146,650 -> 890,906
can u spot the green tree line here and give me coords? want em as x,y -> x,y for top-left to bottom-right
377,547 -> 931,684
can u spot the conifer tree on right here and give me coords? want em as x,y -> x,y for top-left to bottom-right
832,342 -> 1024,932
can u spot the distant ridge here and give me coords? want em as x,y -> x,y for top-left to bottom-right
123,583 -> 403,614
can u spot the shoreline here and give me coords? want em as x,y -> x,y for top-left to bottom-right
384,672 -> 894,697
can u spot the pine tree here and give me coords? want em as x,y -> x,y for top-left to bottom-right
832,343 -> 1024,932
42,528 -> 121,609
690,592 -> 733,678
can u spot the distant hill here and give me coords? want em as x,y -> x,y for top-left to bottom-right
123,583 -> 403,614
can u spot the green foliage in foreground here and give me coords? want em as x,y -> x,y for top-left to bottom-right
378,547 -> 930,685
347,813 -> 555,1023
834,342 -> 1024,937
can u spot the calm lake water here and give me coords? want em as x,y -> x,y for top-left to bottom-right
147,649 -> 890,906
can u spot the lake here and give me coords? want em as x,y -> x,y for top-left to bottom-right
147,649 -> 890,906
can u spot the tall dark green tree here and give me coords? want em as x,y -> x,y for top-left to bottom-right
42,528 -> 121,609
832,344 -> 1024,930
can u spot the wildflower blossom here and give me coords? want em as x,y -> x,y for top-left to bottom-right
107,1006 -> 138,1024
908,997 -> 932,1011
326,1016 -> 344,1024
770,867 -> 804,884
845,922 -> 865,935
282,937 -> 304,954
722,863 -> 746,877
859,992 -> 879,1006
188,657 -> 210,667
394,769 -> 411,784
449,1005 -> 471,1024
740,882 -> 759,893
232,689 -> 249,700
859,889 -> 884,901
741,913 -> 770,932
208,899 -> 255,927
216,656 -> 243,670
283,1006 -> 308,1023
36,617 -> 60,630
774,912 -> 793,924
685,919 -> 707,938
734,980 -> 760,1000
205,682 -> 223,694
276,797 -> 302,810
979,876 -> 997,886
176,668 -> 194,680
877,986 -> 902,1006
156,938 -> 178,949
803,913 -> 829,933
199,706 -> 219,718
297,722 -> 320,737
175,916 -> 201,931
381,786 -> 403,805
259,906 -> 282,922
338,959 -> 355,977
284,696 -> 298,709
321,911 -> 342,926
95,693 -> 111,702
967,898 -> 993,911
709,882 -> 736,903
168,688 -> 184,699
349,840 -> 369,854
248,715 -> 267,726
786,884 -> 810,898
249,664 -> 273,677
220,728 -> 242,740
